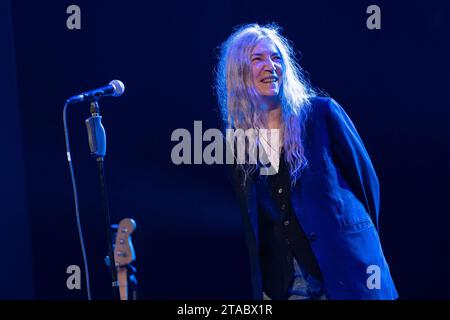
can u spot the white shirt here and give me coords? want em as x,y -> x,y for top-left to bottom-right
259,130 -> 281,174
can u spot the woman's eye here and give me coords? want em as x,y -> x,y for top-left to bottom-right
273,56 -> 281,61
252,57 -> 261,62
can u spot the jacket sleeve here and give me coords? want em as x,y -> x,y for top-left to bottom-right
325,98 -> 380,229
225,164 -> 263,299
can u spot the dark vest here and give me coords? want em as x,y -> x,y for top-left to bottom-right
255,151 -> 323,299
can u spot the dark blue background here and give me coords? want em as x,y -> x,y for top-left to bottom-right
2,0 -> 449,299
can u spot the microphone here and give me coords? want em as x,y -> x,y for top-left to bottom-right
67,80 -> 125,104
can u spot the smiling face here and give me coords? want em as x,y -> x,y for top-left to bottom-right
250,38 -> 283,105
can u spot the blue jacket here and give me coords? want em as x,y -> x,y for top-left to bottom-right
230,97 -> 398,300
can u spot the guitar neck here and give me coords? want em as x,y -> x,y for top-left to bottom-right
117,267 -> 128,300
112,218 -> 136,300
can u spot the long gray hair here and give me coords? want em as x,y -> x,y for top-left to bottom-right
215,23 -> 315,184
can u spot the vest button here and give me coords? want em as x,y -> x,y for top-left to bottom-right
283,220 -> 290,226
281,204 -> 286,211
278,188 -> 283,194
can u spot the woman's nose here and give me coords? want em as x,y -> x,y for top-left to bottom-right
263,58 -> 277,71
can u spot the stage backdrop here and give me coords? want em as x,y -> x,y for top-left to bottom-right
0,0 -> 34,299
7,0 -> 450,299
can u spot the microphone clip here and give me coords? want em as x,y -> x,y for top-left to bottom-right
85,101 -> 106,158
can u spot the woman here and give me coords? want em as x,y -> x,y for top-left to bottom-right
215,23 -> 398,300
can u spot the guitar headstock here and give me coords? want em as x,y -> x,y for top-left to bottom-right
113,218 -> 136,268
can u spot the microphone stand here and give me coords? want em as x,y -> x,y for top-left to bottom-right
85,100 -> 119,300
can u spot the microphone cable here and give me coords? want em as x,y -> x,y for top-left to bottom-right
63,101 -> 92,300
